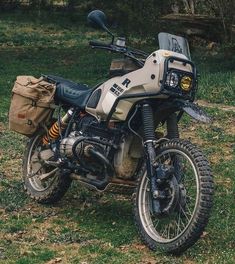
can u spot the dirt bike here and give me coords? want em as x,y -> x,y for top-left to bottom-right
22,10 -> 213,254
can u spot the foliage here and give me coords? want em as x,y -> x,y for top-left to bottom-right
78,0 -> 170,36
0,0 -> 234,42
206,0 -> 235,42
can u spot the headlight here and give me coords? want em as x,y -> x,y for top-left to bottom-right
165,71 -> 193,93
165,72 -> 179,88
180,76 -> 192,91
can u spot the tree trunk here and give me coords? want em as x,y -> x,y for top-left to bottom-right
160,14 -> 224,42
189,0 -> 195,14
182,0 -> 195,14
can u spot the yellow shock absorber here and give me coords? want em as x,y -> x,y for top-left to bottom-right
43,109 -> 73,145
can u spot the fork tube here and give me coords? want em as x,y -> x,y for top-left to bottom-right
141,103 -> 160,214
167,113 -> 179,139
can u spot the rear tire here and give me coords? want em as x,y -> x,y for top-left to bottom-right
133,139 -> 213,254
22,133 -> 71,204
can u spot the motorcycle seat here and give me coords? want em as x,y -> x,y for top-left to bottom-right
44,75 -> 93,109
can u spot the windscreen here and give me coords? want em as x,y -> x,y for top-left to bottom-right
158,32 -> 191,60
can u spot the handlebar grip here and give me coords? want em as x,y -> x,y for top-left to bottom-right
89,40 -> 111,48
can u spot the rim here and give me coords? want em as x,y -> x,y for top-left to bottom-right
26,135 -> 58,192
138,148 -> 199,243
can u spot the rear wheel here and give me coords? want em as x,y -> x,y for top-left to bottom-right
22,133 -> 71,204
133,139 -> 213,254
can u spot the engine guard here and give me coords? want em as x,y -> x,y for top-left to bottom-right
174,99 -> 211,123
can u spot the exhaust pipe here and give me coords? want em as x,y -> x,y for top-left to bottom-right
82,146 -> 113,190
72,142 -> 114,190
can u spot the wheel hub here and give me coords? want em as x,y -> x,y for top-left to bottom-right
158,176 -> 180,215
152,164 -> 187,216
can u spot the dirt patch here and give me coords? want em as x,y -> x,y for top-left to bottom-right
224,120 -> 235,135
181,129 -> 205,146
118,243 -> 158,264
196,100 -> 235,112
183,260 -> 197,264
0,122 -> 5,132
215,178 -> 233,189
1,159 -> 22,179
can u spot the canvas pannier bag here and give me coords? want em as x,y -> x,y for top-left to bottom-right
9,76 -> 56,136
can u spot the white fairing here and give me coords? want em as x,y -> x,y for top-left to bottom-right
86,50 -> 192,121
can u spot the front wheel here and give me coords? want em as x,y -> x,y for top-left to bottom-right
133,139 -> 213,254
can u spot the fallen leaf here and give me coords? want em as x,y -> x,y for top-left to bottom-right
46,257 -> 62,264
201,231 -> 208,238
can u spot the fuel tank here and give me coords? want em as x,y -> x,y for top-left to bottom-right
85,50 -> 193,121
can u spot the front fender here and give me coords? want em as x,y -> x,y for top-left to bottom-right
174,99 -> 211,123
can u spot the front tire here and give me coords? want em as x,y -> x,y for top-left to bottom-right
133,139 -> 213,254
22,133 -> 71,204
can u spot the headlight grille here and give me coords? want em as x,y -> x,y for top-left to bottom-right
164,70 -> 193,94
161,56 -> 197,100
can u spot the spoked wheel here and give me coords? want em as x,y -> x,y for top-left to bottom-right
134,139 -> 213,254
23,133 -> 71,204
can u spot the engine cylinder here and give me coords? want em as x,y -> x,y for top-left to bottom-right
60,135 -> 84,158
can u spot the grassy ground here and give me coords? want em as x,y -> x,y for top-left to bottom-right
0,11 -> 234,264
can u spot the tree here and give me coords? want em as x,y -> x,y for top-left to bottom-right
205,0 -> 235,42
182,0 -> 196,14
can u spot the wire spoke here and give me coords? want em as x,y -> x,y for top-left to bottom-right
179,204 -> 191,222
139,145 -> 199,243
153,219 -> 160,229
27,166 -> 44,178
185,203 -> 194,217
161,225 -> 169,238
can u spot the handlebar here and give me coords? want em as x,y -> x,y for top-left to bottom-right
89,39 -> 149,67
89,40 -> 112,49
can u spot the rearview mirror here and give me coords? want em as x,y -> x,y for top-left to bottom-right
87,10 -> 114,43
87,10 -> 108,31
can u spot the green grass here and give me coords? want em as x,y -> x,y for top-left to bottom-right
0,10 -> 234,264
192,49 -> 235,105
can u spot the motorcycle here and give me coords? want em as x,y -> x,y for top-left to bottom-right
22,10 -> 213,254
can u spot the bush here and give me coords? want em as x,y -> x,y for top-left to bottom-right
0,0 -> 233,42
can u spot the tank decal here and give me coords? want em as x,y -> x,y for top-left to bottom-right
109,83 -> 124,97
122,78 -> 131,88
